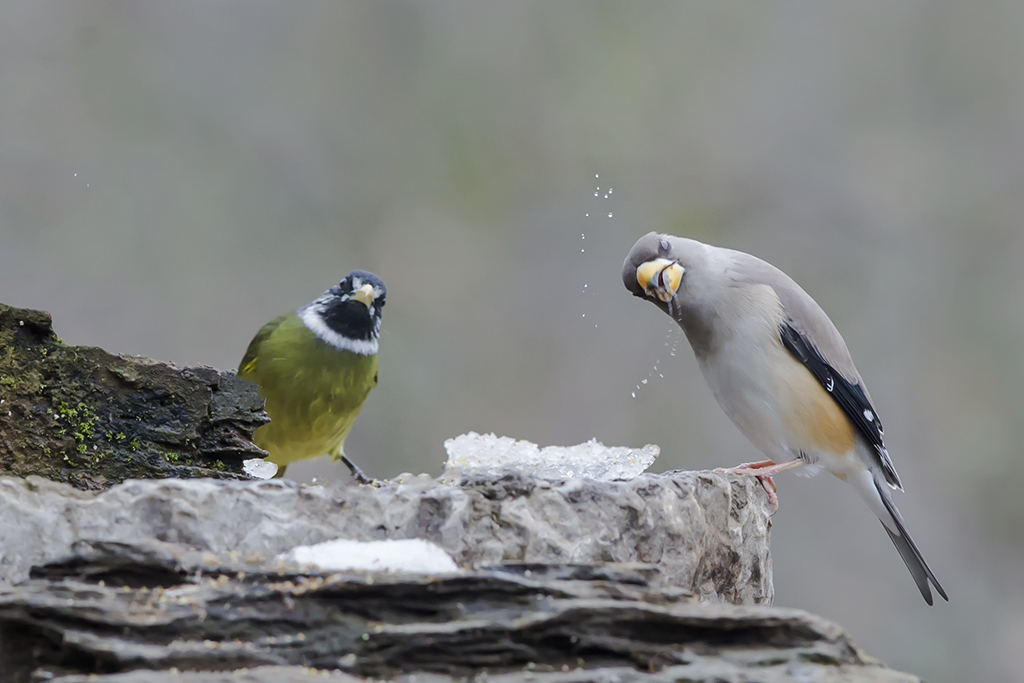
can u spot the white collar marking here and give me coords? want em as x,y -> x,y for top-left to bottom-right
299,306 -> 379,356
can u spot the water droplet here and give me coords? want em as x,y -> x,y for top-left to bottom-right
581,233 -> 585,239
659,373 -> 664,378
594,192 -> 599,197
609,188 -> 613,194
73,173 -> 77,177
641,379 -> 648,385
86,184 -> 90,187
608,213 -> 612,218
582,314 -> 586,317
583,284 -> 588,288
595,174 -> 599,178
670,351 -> 676,357
604,194 -> 608,199
581,248 -> 584,252
631,392 -> 636,398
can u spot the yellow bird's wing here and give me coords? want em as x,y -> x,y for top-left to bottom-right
238,314 -> 289,380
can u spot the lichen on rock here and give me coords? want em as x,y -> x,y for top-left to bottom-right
0,303 -> 267,489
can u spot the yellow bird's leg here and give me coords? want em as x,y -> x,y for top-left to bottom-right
339,455 -> 374,485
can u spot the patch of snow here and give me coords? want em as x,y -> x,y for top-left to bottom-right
277,538 -> 458,574
443,432 -> 659,481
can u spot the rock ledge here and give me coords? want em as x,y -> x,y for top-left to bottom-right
0,469 -> 771,604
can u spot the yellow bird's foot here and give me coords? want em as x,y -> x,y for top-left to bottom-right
340,455 -> 375,486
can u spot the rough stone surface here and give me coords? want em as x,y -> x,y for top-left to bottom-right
0,470 -> 772,603
48,668 -> 920,683
0,303 -> 267,490
0,539 -> 917,683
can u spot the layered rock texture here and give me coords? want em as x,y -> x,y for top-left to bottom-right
0,536 -> 916,683
0,471 -> 771,603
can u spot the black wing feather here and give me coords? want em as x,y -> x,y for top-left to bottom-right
778,321 -> 902,490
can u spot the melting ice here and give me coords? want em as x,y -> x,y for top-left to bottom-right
243,458 -> 279,479
443,432 -> 659,481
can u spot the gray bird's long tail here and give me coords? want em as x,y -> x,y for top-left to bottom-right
873,478 -> 948,606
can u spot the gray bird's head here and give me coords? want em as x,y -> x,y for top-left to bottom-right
622,232 -> 738,356
622,232 -> 720,312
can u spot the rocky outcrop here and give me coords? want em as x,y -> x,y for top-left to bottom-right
0,470 -> 771,603
0,304 -> 266,490
0,538 -> 917,683
0,302 -> 921,682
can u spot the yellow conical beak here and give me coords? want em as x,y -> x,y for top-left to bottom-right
351,283 -> 375,308
636,258 -> 684,303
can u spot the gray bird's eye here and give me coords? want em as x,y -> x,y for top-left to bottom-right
659,239 -> 670,253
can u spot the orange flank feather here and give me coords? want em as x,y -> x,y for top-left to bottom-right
780,360 -> 858,457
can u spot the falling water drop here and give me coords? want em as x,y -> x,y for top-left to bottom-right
604,194 -> 608,199
608,188 -> 613,194
594,192 -> 599,197
585,213 -> 589,217
631,392 -> 636,398
608,213 -> 613,218
641,379 -> 648,385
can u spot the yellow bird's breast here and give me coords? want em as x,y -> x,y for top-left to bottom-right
241,314 -> 378,468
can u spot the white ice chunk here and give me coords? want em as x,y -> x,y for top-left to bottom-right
443,432 -> 659,481
243,458 -> 278,479
277,538 -> 458,574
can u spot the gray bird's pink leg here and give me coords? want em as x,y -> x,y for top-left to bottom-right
714,459 -> 805,509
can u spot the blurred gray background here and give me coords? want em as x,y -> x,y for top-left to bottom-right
1,2 -> 1020,680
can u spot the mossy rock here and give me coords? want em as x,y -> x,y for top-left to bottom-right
0,303 -> 267,490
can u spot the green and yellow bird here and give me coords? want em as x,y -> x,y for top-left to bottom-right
238,270 -> 386,482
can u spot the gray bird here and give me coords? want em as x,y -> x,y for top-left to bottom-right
622,232 -> 947,605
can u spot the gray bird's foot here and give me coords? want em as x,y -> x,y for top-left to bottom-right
755,474 -> 779,511
714,459 -> 798,511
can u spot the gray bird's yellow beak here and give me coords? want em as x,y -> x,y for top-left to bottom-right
351,283 -> 376,308
636,258 -> 684,303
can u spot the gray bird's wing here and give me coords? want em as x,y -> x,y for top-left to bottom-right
730,253 -> 903,490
